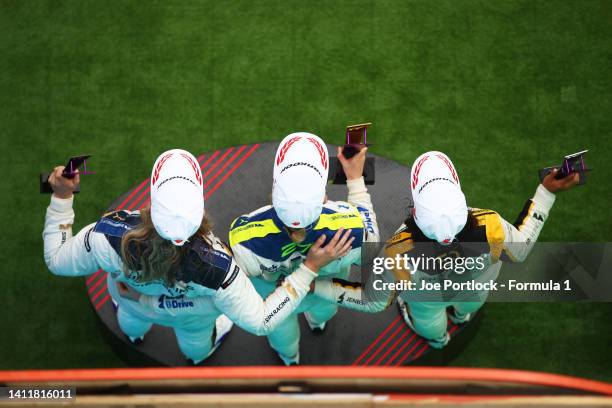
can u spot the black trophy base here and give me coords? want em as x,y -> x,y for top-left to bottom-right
329,157 -> 375,185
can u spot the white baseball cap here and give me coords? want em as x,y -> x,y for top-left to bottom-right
272,133 -> 329,228
410,151 -> 467,244
150,149 -> 204,246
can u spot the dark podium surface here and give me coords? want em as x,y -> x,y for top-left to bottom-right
85,143 -> 481,366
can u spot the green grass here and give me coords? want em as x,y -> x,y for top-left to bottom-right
1,0 -> 611,380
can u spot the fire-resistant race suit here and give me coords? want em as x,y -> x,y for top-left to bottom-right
314,184 -> 557,341
229,177 -> 379,360
43,195 -> 317,362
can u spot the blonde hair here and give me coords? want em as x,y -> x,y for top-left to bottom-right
121,207 -> 211,284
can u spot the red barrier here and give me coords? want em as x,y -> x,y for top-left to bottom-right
1,366 -> 611,395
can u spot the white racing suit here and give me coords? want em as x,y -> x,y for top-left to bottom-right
229,177 -> 379,361
43,195 -> 316,362
314,184 -> 557,341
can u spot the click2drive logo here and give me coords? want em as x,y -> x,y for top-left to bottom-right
157,295 -> 195,310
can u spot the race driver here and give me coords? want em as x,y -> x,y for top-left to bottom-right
43,149 -> 349,364
229,132 -> 379,365
314,150 -> 579,349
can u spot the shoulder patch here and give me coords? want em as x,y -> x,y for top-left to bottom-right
94,210 -> 140,236
384,231 -> 414,257
384,230 -> 414,282
93,210 -> 141,254
467,209 -> 505,262
383,224 -> 416,282
229,218 -> 282,247
177,238 -> 232,290
315,207 -> 364,231
472,208 -> 498,222
470,209 -> 504,243
482,213 -> 504,244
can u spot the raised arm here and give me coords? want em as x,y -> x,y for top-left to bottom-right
339,146 -> 380,244
500,170 -> 579,262
43,166 -> 111,277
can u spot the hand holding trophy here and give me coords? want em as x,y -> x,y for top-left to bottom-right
330,123 -> 375,185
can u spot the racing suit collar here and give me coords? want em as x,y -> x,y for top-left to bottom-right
271,209 -> 324,249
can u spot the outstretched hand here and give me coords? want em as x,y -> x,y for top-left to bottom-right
304,228 -> 355,272
48,166 -> 80,199
542,168 -> 580,193
338,146 -> 367,181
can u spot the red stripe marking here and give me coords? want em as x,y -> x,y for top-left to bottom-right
395,338 -> 425,366
124,178 -> 153,211
372,328 -> 410,366
95,293 -> 111,310
363,320 -> 406,366
203,145 -> 247,189
359,314 -> 464,367
203,148 -> 234,178
391,323 -> 460,366
85,270 -> 103,286
115,178 -> 149,210
408,342 -> 430,363
205,144 -> 260,199
196,154 -> 208,166
353,315 -> 402,365
199,151 -> 220,171
91,282 -> 108,303
87,273 -> 107,294
385,332 -> 419,366
133,191 -> 150,210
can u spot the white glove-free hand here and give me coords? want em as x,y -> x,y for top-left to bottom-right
337,146 -> 367,181
48,166 -> 80,199
304,228 -> 355,272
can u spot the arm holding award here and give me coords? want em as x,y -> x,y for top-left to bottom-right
329,123 -> 375,184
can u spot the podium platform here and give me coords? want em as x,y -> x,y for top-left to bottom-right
84,143 -> 481,366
